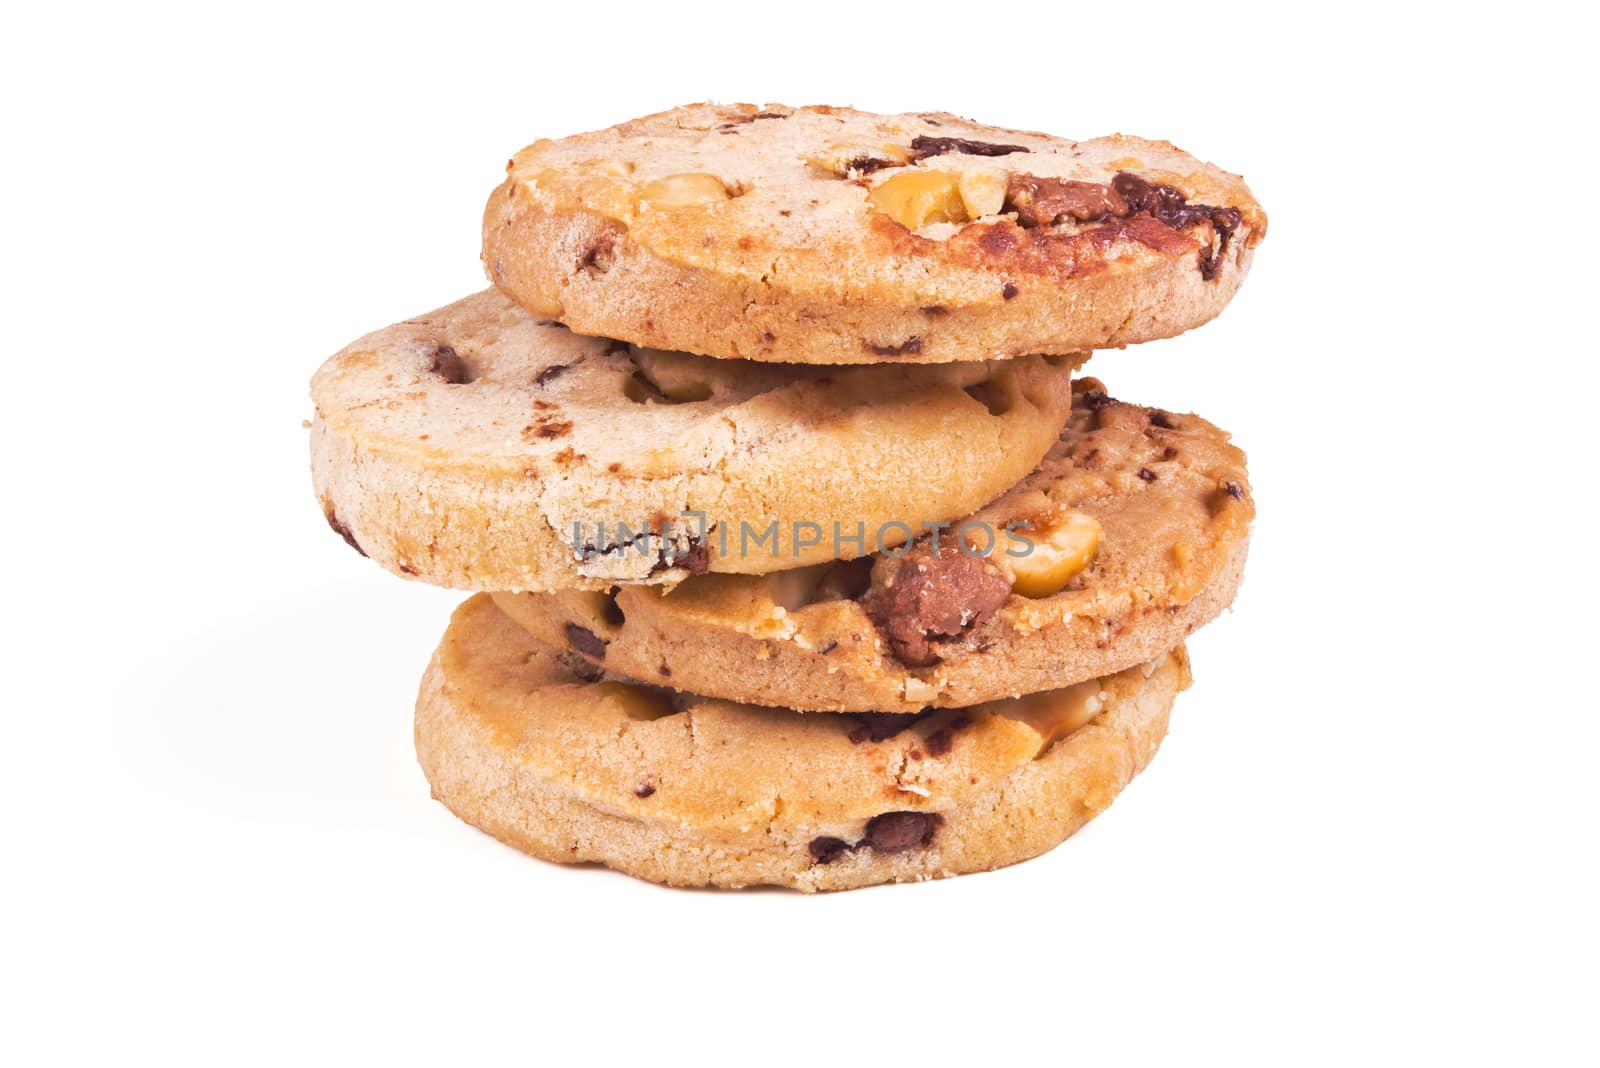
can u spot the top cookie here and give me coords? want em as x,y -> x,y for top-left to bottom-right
484,103 -> 1266,365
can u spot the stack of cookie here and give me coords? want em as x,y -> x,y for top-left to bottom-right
309,104 -> 1265,891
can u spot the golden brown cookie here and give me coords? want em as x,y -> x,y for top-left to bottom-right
493,380 -> 1250,710
484,103 -> 1265,365
415,595 -> 1187,891
309,289 -> 1079,590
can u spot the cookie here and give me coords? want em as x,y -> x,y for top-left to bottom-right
309,289 -> 1080,590
492,380 -> 1251,711
484,103 -> 1266,365
416,594 -> 1188,891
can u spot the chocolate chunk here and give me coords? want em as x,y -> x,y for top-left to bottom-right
861,542 -> 1012,666
535,363 -> 570,387
910,135 -> 1030,159
600,591 -> 625,627
1006,175 -> 1128,227
862,811 -> 941,853
1110,172 -> 1242,280
323,504 -> 367,558
866,336 -> 923,357
808,836 -> 851,864
923,727 -> 954,757
1138,467 -> 1158,482
1001,282 -> 1019,300
1149,409 -> 1176,429
428,344 -> 472,384
634,784 -> 656,798
565,623 -> 607,660
678,540 -> 710,575
847,712 -> 923,744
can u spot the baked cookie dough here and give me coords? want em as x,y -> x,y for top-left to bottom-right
309,289 -> 1079,590
493,380 -> 1250,711
484,103 -> 1266,365
416,595 -> 1187,891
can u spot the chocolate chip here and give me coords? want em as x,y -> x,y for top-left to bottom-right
634,784 -> 656,798
565,624 -> 606,660
322,503 -> 367,558
600,591 -> 625,627
658,662 -> 672,677
845,155 -> 900,176
910,135 -> 1030,159
648,538 -> 709,576
862,812 -> 940,853
866,336 -> 923,357
1001,282 -> 1018,300
808,837 -> 851,864
580,234 -> 617,274
818,640 -> 839,655
1225,481 -> 1246,501
428,344 -> 472,384
1078,391 -> 1116,411
847,712 -> 922,744
1149,409 -> 1176,429
535,363 -> 570,387
1138,467 -> 1158,482
924,727 -> 954,757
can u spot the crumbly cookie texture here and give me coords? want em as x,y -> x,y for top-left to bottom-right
309,289 -> 1079,591
493,380 -> 1251,711
416,595 -> 1187,892
484,103 -> 1266,365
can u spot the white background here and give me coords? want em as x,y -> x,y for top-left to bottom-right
4,3 -> 1594,1064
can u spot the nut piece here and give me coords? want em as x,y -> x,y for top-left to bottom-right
1001,510 -> 1102,598
867,170 -> 970,230
580,159 -> 635,177
523,287 -> 565,319
639,172 -> 731,210
981,678 -> 1104,754
598,681 -> 677,721
956,171 -> 1007,219
627,348 -> 714,403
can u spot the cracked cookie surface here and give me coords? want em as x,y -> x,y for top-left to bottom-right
493,381 -> 1251,710
415,595 -> 1187,891
484,103 -> 1266,365
309,289 -> 1078,590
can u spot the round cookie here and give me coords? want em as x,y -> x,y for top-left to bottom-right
484,103 -> 1266,366
416,595 -> 1188,892
310,289 -> 1079,591
493,380 -> 1251,711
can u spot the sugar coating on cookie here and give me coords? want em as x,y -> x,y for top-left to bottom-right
492,381 -> 1252,711
484,103 -> 1266,364
309,289 -> 1079,591
415,595 -> 1188,891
